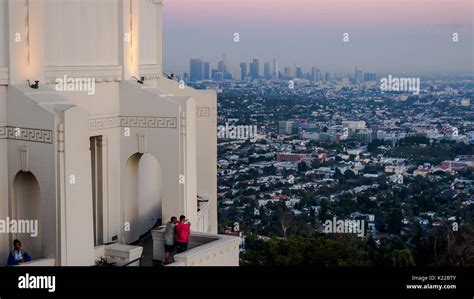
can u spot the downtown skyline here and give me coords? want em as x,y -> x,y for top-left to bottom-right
163,0 -> 473,75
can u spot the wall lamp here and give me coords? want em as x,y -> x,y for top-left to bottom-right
132,76 -> 145,84
163,73 -> 174,80
27,80 -> 39,89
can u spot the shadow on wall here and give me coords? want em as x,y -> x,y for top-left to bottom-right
123,153 -> 162,244
12,171 -> 42,259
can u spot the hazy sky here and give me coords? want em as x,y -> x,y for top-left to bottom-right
163,0 -> 473,75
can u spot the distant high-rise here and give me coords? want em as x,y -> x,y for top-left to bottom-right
212,69 -> 224,81
203,62 -> 210,80
363,72 -> 376,82
295,65 -> 303,78
311,67 -> 321,82
284,66 -> 292,79
279,121 -> 294,135
272,58 -> 279,79
325,72 -> 331,82
218,60 -> 226,74
250,57 -> 260,79
240,63 -> 247,81
190,58 -> 204,81
355,67 -> 363,84
264,62 -> 271,79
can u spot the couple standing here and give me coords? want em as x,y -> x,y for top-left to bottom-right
162,215 -> 191,265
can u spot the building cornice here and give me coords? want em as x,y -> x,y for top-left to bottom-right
89,115 -> 178,131
44,65 -> 123,83
0,126 -> 53,144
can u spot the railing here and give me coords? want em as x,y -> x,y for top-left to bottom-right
14,258 -> 56,266
94,243 -> 143,267
151,229 -> 240,266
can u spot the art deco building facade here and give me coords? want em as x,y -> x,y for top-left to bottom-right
0,0 -> 239,266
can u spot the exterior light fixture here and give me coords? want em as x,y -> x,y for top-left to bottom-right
163,73 -> 174,80
27,80 -> 39,89
132,76 -> 145,84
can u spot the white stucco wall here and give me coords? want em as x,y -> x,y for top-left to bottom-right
139,0 -> 157,65
154,78 -> 218,233
52,82 -> 121,117
6,85 -> 57,262
0,0 -> 6,67
0,86 -> 7,261
62,106 -> 95,265
119,81 -> 184,243
44,0 -> 119,66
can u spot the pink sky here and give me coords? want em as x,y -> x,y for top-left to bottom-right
165,0 -> 473,27
163,0 -> 473,74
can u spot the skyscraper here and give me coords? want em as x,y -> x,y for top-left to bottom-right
264,62 -> 271,80
218,60 -> 226,74
284,66 -> 292,79
311,67 -> 321,82
203,62 -> 210,80
250,57 -> 260,79
240,62 -> 247,81
190,58 -> 204,81
355,67 -> 363,84
272,58 -> 279,79
295,65 -> 303,78
363,72 -> 376,82
325,72 -> 331,82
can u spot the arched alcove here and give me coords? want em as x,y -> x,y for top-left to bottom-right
138,153 -> 162,234
12,171 -> 42,259
123,153 -> 162,244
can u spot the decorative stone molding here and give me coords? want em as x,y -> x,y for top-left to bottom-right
89,117 -> 121,131
19,146 -> 29,172
180,111 -> 186,136
121,116 -> 177,128
44,65 -> 123,83
196,107 -> 211,117
57,123 -> 65,153
139,64 -> 161,79
90,116 -> 177,131
0,126 -> 53,144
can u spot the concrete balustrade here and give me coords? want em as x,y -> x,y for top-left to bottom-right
151,228 -> 239,266
94,244 -> 143,266
15,258 -> 56,266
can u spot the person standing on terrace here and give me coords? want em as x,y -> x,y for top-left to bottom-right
175,215 -> 191,254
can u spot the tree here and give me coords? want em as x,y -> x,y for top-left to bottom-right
392,249 -> 416,266
240,235 -> 370,266
387,208 -> 403,235
275,207 -> 293,238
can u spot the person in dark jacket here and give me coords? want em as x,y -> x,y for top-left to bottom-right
7,239 -> 31,265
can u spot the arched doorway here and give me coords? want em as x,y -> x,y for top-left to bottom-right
12,171 -> 42,259
123,153 -> 162,243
